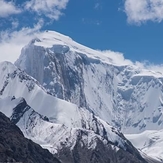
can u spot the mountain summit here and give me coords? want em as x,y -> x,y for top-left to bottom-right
16,30 -> 163,134
0,30 -> 162,162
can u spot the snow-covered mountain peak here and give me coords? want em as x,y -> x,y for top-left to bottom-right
15,30 -> 163,135
35,30 -> 73,47
17,30 -> 163,78
22,30 -> 134,67
1,30 -> 163,161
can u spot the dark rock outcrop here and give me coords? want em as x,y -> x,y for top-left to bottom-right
55,130 -> 147,163
0,111 -> 61,163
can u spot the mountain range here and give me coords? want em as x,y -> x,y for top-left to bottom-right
0,30 -> 163,162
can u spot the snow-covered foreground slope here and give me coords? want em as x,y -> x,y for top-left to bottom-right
14,98 -> 125,154
16,30 -> 163,134
126,130 -> 163,162
0,61 -> 149,162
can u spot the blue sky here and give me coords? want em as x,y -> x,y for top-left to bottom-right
0,0 -> 163,64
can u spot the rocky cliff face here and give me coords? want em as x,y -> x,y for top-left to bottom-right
0,111 -> 61,163
56,134 -> 146,163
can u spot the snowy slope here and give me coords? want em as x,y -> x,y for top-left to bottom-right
126,130 -> 163,162
0,61 -> 132,153
15,30 -> 163,134
14,98 -> 122,154
0,61 -> 89,128
0,78 -> 147,162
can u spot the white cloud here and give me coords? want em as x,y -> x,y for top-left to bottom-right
98,50 -> 163,76
11,19 -> 19,29
135,61 -> 163,75
98,50 -> 133,66
24,0 -> 69,20
94,2 -> 102,10
102,50 -> 133,65
124,0 -> 163,24
0,19 -> 43,63
0,0 -> 69,20
148,64 -> 163,74
0,0 -> 21,17
94,3 -> 100,10
82,18 -> 101,26
0,0 -> 70,63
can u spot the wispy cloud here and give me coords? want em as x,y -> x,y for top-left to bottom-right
0,0 -> 69,21
99,50 -> 163,76
0,19 -> 43,63
11,19 -> 19,29
82,18 -> 101,26
94,2 -> 102,10
0,0 -> 22,17
98,50 -> 133,66
24,0 -> 69,20
94,3 -> 100,10
0,0 -> 70,63
124,0 -> 163,24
